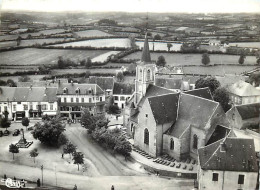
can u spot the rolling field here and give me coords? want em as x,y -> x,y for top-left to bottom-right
0,48 -> 110,66
229,42 -> 260,49
136,41 -> 182,51
75,30 -> 113,38
124,52 -> 258,66
91,51 -> 120,62
51,68 -> 116,75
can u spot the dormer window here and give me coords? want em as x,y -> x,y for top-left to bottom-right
88,88 -> 92,94
63,87 -> 68,94
147,69 -> 151,81
75,87 -> 80,94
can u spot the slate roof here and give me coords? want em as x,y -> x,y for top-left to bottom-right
57,83 -> 104,95
113,82 -> 134,95
167,93 -> 219,138
236,103 -> 260,120
88,76 -> 114,91
138,84 -> 176,107
0,87 -> 57,102
228,80 -> 260,96
141,34 -> 151,63
148,93 -> 179,125
206,125 -> 231,145
155,78 -> 183,90
183,87 -> 213,100
198,137 -> 258,172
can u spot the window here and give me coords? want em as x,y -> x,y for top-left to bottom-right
193,134 -> 198,149
30,103 -> 33,110
89,98 -> 92,103
147,69 -> 151,81
23,104 -> 28,111
114,96 -> 119,101
75,88 -> 80,94
212,173 -> 218,181
89,107 -> 92,111
64,98 -> 67,103
41,104 -> 47,110
71,98 -> 73,103
50,104 -> 53,110
170,138 -> 174,150
139,69 -> 142,81
0,107 -> 1,112
4,106 -> 7,111
63,88 -> 68,94
145,114 -> 148,118
144,128 -> 149,145
76,98 -> 79,103
13,105 -> 16,111
120,96 -> 125,101
238,175 -> 244,185
81,98 -> 84,103
100,97 -> 102,102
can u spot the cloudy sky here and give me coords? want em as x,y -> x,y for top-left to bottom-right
1,0 -> 260,13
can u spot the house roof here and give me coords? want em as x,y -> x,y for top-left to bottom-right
236,103 -> 260,120
167,93 -> 218,138
57,83 -> 104,95
0,87 -> 16,102
155,78 -> 183,90
138,84 -> 176,107
228,80 -> 260,96
141,34 -> 151,63
88,76 -> 114,91
113,82 -> 134,95
183,87 -> 213,100
198,137 -> 258,172
206,125 -> 231,145
148,93 -> 179,125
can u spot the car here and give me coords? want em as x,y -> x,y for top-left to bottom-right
13,129 -> 20,136
27,126 -> 34,131
0,130 -> 3,137
3,130 -> 10,136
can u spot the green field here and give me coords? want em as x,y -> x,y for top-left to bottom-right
124,52 -> 258,66
75,30 -> 113,38
0,48 -> 109,66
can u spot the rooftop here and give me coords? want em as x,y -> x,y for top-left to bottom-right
228,80 -> 260,96
236,103 -> 260,120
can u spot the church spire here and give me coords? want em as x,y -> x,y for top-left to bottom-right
141,34 -> 151,63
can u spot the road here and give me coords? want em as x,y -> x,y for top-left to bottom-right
64,124 -> 138,176
0,161 -> 194,190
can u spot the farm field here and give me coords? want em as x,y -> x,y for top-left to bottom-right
51,38 -> 132,48
75,30 -> 113,38
0,48 -> 109,66
0,41 -> 17,48
183,65 -> 258,75
136,41 -> 182,51
51,68 -> 116,75
229,42 -> 260,48
123,52 -> 258,66
92,51 -> 120,62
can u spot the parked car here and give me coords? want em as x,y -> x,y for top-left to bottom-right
3,130 -> 10,136
0,130 -> 3,137
27,126 -> 34,131
13,129 -> 20,136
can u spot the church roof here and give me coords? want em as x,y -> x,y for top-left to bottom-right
183,87 -> 213,100
141,34 -> 151,63
148,93 -> 179,125
155,78 -> 183,90
235,103 -> 260,120
198,137 -> 258,172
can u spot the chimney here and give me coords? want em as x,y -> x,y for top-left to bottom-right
220,142 -> 226,152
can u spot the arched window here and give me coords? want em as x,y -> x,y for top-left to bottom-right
193,134 -> 198,149
139,69 -> 142,81
147,69 -> 151,81
144,128 -> 149,145
170,138 -> 174,150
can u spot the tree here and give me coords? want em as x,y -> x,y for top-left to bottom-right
72,152 -> 84,171
256,51 -> 260,65
9,144 -> 19,160
156,55 -> 166,67
30,148 -> 39,163
63,142 -> 77,159
58,134 -> 68,146
16,36 -> 22,46
128,63 -> 136,74
22,117 -> 30,130
167,43 -> 173,51
6,79 -> 16,87
247,72 -> 260,87
80,109 -> 96,133
18,75 -> 31,82
32,118 -> 66,147
213,87 -> 231,112
153,34 -> 162,41
238,54 -> 246,64
57,56 -> 64,69
85,57 -> 92,68
201,53 -> 210,65
195,77 -> 220,94
80,59 -> 86,66
85,71 -> 91,78
1,117 -> 11,130
116,72 -> 124,82
114,135 -> 132,159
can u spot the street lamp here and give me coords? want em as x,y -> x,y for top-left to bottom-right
40,165 -> 43,186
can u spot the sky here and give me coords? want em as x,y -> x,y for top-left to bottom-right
1,0 -> 260,13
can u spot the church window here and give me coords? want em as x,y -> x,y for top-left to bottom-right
238,175 -> 244,184
212,173 -> 218,181
170,138 -> 174,150
193,134 -> 198,149
145,114 -> 148,118
144,128 -> 149,145
147,69 -> 151,81
139,69 -> 142,81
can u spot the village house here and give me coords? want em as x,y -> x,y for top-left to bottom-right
124,34 -> 229,161
227,80 -> 260,105
198,137 -> 258,190
88,76 -> 115,97
57,83 -> 105,119
112,82 -> 134,109
226,103 -> 260,130
0,86 -> 58,121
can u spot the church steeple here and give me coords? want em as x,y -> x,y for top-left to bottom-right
141,34 -> 151,63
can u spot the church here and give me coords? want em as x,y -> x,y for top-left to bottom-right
124,35 -> 230,161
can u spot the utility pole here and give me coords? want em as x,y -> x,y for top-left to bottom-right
40,165 -> 43,186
